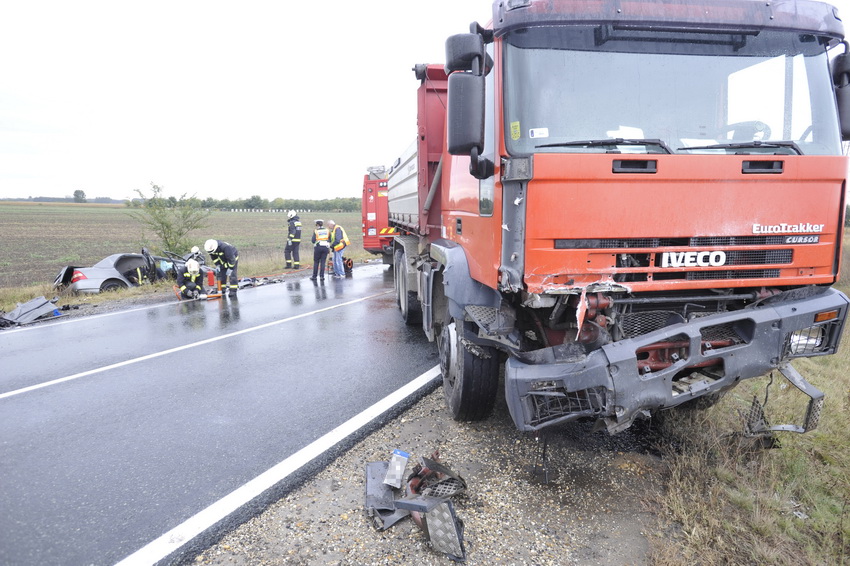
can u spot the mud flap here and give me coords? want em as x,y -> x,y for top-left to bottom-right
365,462 -> 410,531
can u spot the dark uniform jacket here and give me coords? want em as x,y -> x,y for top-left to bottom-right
208,240 -> 239,270
287,215 -> 302,244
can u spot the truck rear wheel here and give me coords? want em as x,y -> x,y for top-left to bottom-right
439,318 -> 499,421
394,248 -> 421,326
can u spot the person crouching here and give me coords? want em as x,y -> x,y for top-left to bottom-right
176,259 -> 206,299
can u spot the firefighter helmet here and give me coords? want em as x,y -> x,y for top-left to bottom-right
204,239 -> 217,253
190,245 -> 200,254
287,209 -> 296,219
315,219 -> 323,226
185,259 -> 200,274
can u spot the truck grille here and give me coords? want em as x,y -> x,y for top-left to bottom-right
655,269 -> 781,281
620,311 -> 681,338
555,235 -> 788,249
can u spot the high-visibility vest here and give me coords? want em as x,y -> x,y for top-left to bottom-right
314,227 -> 330,246
331,225 -> 350,252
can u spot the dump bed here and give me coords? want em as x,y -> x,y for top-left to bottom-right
387,65 -> 448,237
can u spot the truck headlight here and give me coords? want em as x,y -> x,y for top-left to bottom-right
787,326 -> 825,355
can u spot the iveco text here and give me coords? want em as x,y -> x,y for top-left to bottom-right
660,251 -> 727,268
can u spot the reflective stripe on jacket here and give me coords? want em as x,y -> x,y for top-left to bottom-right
209,241 -> 239,268
177,270 -> 203,291
288,217 -> 302,243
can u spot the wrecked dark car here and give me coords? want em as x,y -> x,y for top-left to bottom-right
54,249 -> 207,294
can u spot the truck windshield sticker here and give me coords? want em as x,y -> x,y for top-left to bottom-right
510,121 -> 521,141
753,223 -> 824,234
529,127 -> 549,139
661,251 -> 727,268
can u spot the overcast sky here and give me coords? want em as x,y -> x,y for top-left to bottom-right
1,0 -> 848,203
0,0 -> 491,202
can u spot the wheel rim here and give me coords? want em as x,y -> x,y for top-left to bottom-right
439,321 -> 459,390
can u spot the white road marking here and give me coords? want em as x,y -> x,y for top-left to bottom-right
0,292 -> 390,401
114,365 -> 442,566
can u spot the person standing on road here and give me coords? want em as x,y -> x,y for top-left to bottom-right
204,239 -> 239,297
310,219 -> 331,282
176,258 -> 206,300
284,210 -> 302,269
327,219 -> 350,278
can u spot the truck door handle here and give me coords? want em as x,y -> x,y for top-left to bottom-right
742,160 -> 783,174
612,159 -> 657,173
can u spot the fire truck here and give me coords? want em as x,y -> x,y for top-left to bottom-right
388,0 -> 850,436
361,166 -> 395,264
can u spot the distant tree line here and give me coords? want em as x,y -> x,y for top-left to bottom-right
3,194 -> 123,204
124,194 -> 359,212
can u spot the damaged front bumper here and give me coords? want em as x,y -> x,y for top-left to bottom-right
504,287 -> 849,434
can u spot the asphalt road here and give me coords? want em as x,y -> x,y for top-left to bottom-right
0,264 -> 439,565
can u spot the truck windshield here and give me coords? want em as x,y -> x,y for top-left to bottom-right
503,27 -> 841,156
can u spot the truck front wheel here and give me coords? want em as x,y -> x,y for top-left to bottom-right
394,248 -> 421,326
439,318 -> 499,421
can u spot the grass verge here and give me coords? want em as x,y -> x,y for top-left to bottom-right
650,288 -> 850,565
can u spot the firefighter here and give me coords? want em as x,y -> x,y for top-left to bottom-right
327,219 -> 350,278
176,258 -> 205,300
204,239 -> 239,297
310,219 -> 331,282
284,210 -> 302,269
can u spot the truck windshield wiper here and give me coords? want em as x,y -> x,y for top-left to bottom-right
535,138 -> 673,154
677,141 -> 803,155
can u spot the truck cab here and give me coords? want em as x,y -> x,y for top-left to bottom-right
390,0 -> 850,435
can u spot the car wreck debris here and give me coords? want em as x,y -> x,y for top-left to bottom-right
365,450 -> 467,562
0,296 -> 62,327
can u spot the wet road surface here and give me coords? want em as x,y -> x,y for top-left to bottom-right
0,264 -> 439,565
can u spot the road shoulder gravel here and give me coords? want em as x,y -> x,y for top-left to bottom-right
194,386 -> 664,566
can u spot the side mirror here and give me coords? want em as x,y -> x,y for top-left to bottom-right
446,33 -> 484,73
447,72 -> 485,155
446,31 -> 494,179
832,46 -> 850,140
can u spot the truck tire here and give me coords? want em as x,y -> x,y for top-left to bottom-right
439,318 -> 499,421
394,248 -> 421,326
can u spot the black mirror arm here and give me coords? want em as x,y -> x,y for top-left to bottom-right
470,147 -> 495,180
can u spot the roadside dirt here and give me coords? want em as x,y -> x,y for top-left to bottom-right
194,385 -> 667,566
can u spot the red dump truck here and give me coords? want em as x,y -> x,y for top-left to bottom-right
388,0 -> 850,436
361,166 -> 395,264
